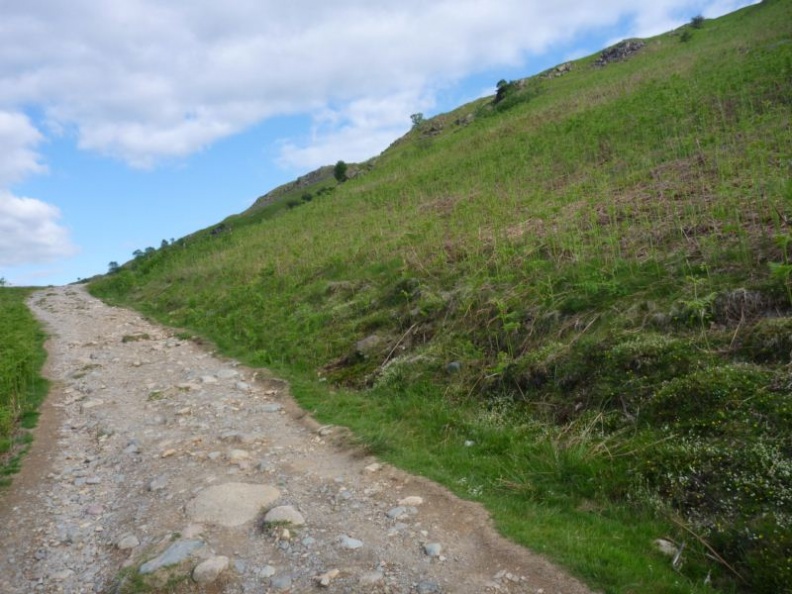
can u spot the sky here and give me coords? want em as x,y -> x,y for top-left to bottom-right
0,0 -> 759,286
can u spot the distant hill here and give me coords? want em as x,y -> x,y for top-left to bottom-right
244,165 -> 336,214
91,2 -> 792,593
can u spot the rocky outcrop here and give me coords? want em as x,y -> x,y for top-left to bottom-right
595,40 -> 646,67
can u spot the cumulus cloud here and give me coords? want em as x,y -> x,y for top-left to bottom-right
0,192 -> 77,266
0,111 -> 47,185
0,0 -> 758,168
278,92 -> 436,170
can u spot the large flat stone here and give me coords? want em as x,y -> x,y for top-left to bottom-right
139,540 -> 204,574
187,483 -> 280,527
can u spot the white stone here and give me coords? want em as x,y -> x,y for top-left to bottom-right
263,505 -> 306,527
117,534 -> 140,550
187,483 -> 280,527
398,496 -> 424,506
192,556 -> 230,584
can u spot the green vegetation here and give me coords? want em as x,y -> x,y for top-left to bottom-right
333,160 -> 348,183
0,288 -> 49,485
90,2 -> 792,592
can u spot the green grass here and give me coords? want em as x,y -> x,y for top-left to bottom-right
0,288 -> 49,484
90,2 -> 792,592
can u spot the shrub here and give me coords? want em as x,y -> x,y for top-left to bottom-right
334,160 -> 348,183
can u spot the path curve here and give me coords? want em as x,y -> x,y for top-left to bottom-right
0,286 -> 595,594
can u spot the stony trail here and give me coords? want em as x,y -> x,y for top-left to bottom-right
0,286 -> 595,594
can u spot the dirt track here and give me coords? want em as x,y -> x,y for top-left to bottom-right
0,286 -> 595,594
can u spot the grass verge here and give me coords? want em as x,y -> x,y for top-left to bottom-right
0,288 -> 49,486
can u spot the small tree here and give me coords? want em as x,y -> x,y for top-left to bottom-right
410,113 -> 425,129
494,79 -> 511,104
108,261 -> 119,274
0,277 -> 7,287
690,14 -> 705,29
334,160 -> 348,183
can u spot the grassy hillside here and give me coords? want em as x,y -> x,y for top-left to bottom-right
0,288 -> 49,485
91,2 -> 792,592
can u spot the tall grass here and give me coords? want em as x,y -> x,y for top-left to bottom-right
0,288 -> 48,483
91,2 -> 792,592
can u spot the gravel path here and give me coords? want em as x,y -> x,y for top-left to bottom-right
0,286 -> 595,594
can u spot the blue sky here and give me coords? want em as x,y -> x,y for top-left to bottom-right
0,0 -> 758,286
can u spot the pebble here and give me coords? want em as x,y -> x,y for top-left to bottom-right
360,571 -> 384,586
398,496 -> 424,506
117,535 -> 140,550
148,476 -> 167,491
260,403 -> 283,413
264,505 -> 305,526
364,463 -> 382,473
338,535 -> 364,550
192,555 -> 229,584
258,565 -> 276,578
424,543 -> 443,557
227,449 -> 251,463
315,568 -> 340,587
270,574 -> 293,590
416,580 -> 442,593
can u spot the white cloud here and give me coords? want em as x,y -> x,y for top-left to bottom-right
0,111 -> 47,185
277,92 -> 435,170
0,192 -> 77,266
0,0 -> 758,168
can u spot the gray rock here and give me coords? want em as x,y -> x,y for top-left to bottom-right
148,476 -> 167,491
387,506 -> 417,520
270,574 -> 292,590
355,335 -> 381,358
423,542 -> 443,557
258,565 -> 276,578
235,381 -> 251,392
260,403 -> 282,413
216,369 -> 239,379
117,534 -> 140,550
139,540 -> 204,574
338,535 -> 363,550
263,505 -> 306,526
387,506 -> 405,519
416,581 -> 442,593
123,441 -> 140,454
187,482 -> 280,527
192,555 -> 229,584
654,538 -> 680,557
445,361 -> 462,374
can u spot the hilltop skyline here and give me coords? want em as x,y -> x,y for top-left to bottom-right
0,0 -> 757,286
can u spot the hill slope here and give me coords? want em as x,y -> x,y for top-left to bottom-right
91,2 -> 792,592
